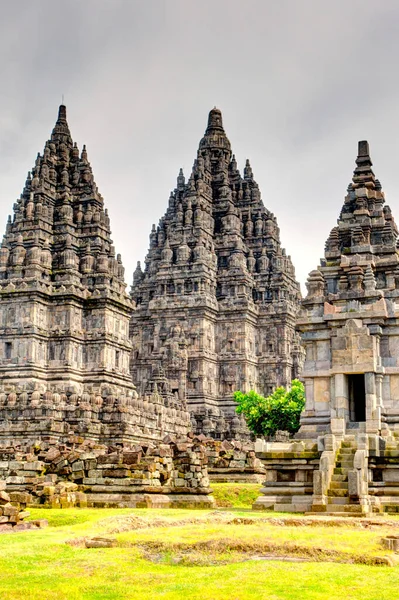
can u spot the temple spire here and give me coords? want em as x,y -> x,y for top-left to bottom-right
198,107 -> 231,162
352,140 -> 376,189
57,104 -> 67,122
51,104 -> 72,144
177,168 -> 185,191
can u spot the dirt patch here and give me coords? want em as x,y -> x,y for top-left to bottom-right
97,511 -> 232,534
135,537 -> 396,567
96,511 -> 399,534
64,512 -> 399,566
230,516 -> 398,529
65,536 -> 87,547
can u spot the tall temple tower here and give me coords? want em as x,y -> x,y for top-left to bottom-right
0,105 -> 133,394
131,108 -> 303,438
298,141 -> 399,438
0,105 -> 190,444
254,145 -> 399,517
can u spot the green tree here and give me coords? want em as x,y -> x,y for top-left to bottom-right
233,379 -> 305,438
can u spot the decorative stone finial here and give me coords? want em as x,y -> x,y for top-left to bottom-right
51,104 -> 71,142
244,159 -> 253,180
206,107 -> 224,133
57,104 -> 67,122
352,139 -> 376,189
177,168 -> 185,190
305,270 -> 325,299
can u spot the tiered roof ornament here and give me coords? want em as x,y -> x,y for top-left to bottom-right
308,140 -> 398,304
131,107 -> 303,439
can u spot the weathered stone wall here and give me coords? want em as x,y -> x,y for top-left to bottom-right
204,438 -> 265,483
0,435 -> 214,509
252,439 -> 320,512
369,434 -> 399,513
0,480 -> 47,532
0,388 -> 191,445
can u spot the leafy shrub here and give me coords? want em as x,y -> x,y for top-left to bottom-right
233,379 -> 305,437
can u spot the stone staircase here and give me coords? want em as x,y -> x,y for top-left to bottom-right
324,435 -> 370,517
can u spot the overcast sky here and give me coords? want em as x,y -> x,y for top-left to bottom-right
1,0 -> 399,292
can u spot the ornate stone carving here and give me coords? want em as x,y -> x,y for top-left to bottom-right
0,105 -> 191,445
131,107 -> 304,439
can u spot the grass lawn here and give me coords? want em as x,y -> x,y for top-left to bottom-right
211,482 -> 262,508
1,486 -> 399,599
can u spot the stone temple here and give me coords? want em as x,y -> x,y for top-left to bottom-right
130,108 -> 304,439
0,106 -> 191,445
299,140 -> 399,439
255,141 -> 399,515
5,105 -> 399,515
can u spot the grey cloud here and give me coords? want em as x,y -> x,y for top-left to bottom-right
0,0 -> 399,292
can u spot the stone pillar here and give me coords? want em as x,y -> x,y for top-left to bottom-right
304,379 -> 314,413
331,373 -> 347,435
179,370 -> 186,401
365,372 -> 376,418
366,373 -> 382,434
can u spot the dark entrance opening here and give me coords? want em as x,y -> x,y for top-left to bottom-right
348,374 -> 366,422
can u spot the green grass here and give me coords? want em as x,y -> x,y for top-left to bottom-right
1,506 -> 399,599
211,483 -> 261,507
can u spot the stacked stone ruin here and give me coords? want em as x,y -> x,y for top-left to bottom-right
205,438 -> 265,483
0,436 -> 214,509
131,108 -> 304,439
0,479 -> 47,532
0,105 -> 191,446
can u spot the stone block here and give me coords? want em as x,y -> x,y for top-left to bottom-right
84,459 -> 97,471
348,470 -> 360,498
97,454 -> 120,465
72,461 -> 84,472
55,460 -> 69,470
9,492 -> 32,504
331,418 -> 345,436
313,470 -> 324,496
44,448 -> 61,463
3,504 -> 18,517
30,519 -> 48,529
12,522 -> 33,532
6,476 -> 25,485
18,511 -> 30,520
0,491 -> 11,504
8,462 -> 25,471
85,537 -> 117,548
103,469 -> 130,478
24,462 -> 44,472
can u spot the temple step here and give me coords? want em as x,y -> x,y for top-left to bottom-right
331,474 -> 348,482
329,481 -> 349,490
325,504 -> 363,513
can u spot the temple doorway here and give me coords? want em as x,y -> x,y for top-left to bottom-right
348,374 -> 366,422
